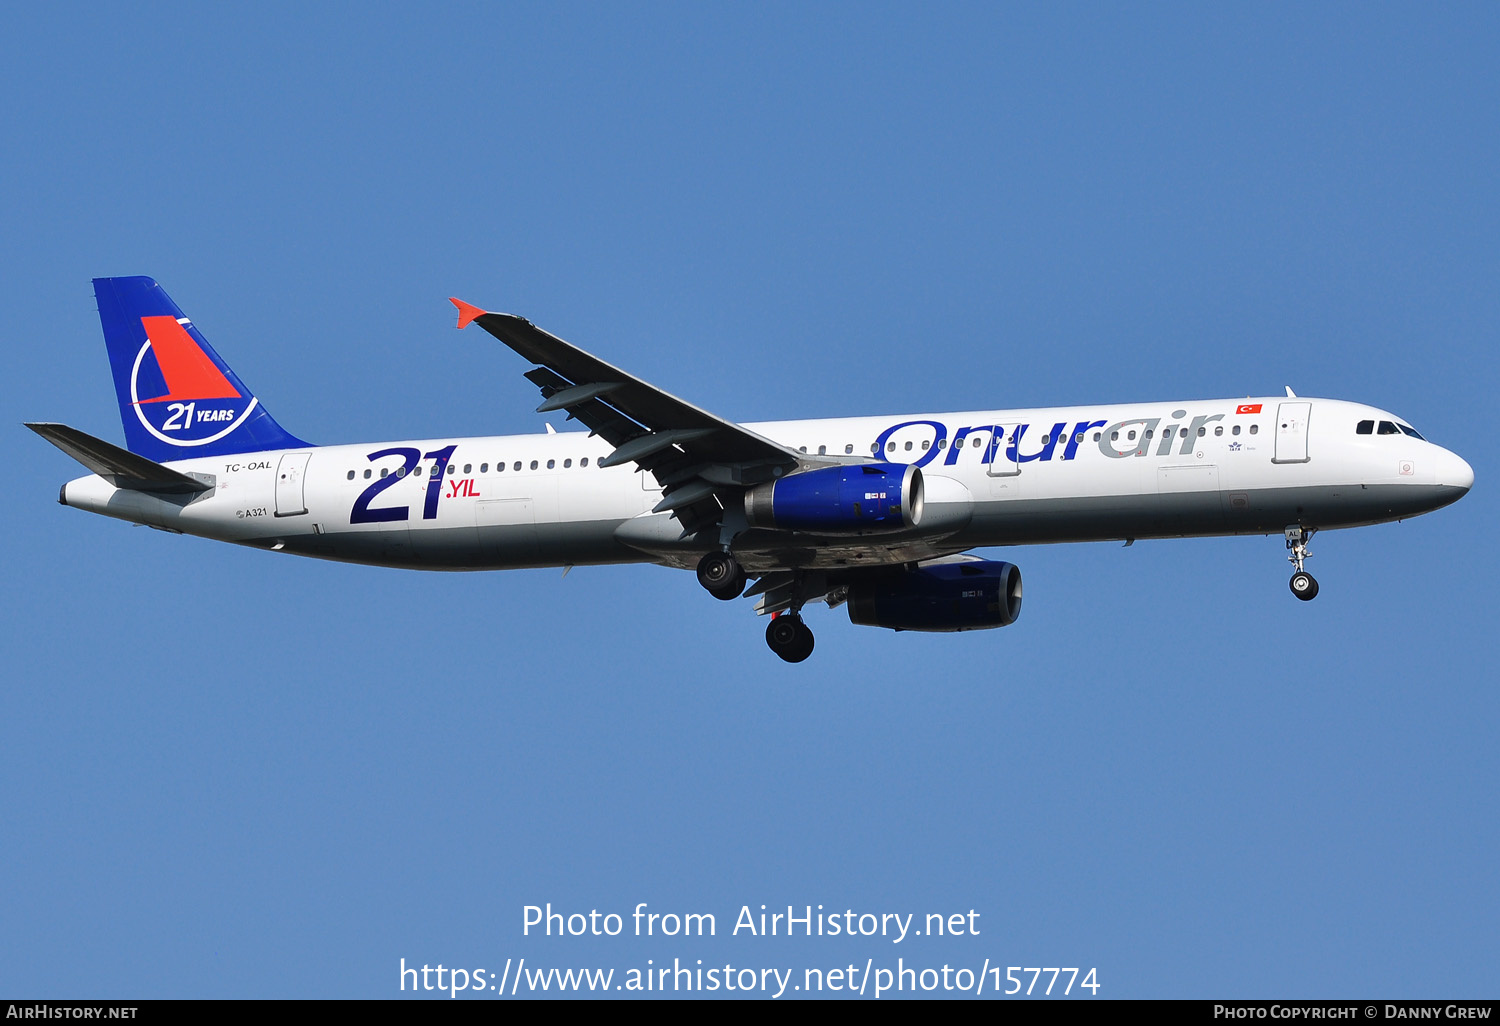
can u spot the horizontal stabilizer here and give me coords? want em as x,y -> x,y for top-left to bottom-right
25,423 -> 211,494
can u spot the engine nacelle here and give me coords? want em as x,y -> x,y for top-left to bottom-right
744,463 -> 923,534
847,559 -> 1022,632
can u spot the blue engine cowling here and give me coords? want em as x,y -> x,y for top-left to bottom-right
744,462 -> 923,534
847,559 -> 1022,632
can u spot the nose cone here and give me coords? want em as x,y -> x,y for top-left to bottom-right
1439,449 -> 1474,493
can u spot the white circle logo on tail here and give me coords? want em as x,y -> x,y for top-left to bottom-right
129,319 -> 258,447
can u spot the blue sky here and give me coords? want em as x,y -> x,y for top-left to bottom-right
2,2 -> 1496,999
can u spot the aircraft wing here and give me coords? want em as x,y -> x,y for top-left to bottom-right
452,300 -> 835,534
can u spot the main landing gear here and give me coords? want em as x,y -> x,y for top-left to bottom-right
1285,525 -> 1319,601
696,552 -> 816,666
697,550 -> 746,601
697,550 -> 816,662
766,613 -> 815,663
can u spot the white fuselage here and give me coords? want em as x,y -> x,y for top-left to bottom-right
59,397 -> 1473,573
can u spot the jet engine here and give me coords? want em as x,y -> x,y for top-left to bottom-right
847,559 -> 1022,632
744,463 -> 922,534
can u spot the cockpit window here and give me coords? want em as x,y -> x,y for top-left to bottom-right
1361,418 -> 1424,440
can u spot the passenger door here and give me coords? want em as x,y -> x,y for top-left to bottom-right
1273,402 -> 1312,464
274,452 -> 312,516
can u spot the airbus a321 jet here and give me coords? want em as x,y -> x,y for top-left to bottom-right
28,277 -> 1473,662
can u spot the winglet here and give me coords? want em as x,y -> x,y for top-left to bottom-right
449,297 -> 486,330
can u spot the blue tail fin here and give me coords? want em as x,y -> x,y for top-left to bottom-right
94,276 -> 311,462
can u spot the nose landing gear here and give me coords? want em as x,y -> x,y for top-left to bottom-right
1285,525 -> 1319,601
766,613 -> 815,663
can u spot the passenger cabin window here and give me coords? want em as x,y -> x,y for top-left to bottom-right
531,460 -> 539,470
346,470 -> 355,480
564,458 -> 572,468
513,461 -> 522,471
1214,426 -> 1223,436
844,444 -> 853,454
582,457 -> 590,467
1249,425 -> 1258,435
463,464 -> 472,474
1232,425 -> 1240,436
1356,420 -> 1374,434
1378,421 -> 1399,435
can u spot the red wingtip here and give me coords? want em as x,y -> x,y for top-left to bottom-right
449,297 -> 486,330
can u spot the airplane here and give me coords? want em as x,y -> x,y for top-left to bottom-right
28,276 -> 1474,662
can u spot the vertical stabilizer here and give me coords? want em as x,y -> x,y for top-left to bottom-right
94,276 -> 310,461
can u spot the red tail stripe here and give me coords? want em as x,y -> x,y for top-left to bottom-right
134,316 -> 242,404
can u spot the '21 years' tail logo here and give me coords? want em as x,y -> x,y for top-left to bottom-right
129,315 -> 257,447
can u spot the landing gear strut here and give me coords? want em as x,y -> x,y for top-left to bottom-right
766,613 -> 815,663
1285,525 -> 1319,601
697,550 -> 746,601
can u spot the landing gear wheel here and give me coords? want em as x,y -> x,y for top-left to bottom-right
1289,571 -> 1319,601
697,551 -> 746,600
766,615 -> 815,663
1284,525 -> 1320,602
